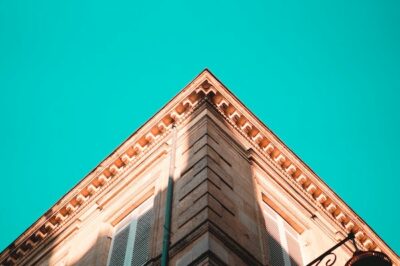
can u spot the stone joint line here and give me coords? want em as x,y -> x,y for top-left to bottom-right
1,78 -> 379,265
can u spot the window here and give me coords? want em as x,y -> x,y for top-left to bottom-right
107,198 -> 154,266
262,202 -> 303,266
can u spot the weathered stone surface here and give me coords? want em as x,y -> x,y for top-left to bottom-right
2,70 -> 397,266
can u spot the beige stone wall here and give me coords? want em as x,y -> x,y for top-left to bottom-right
2,70 -> 398,265
164,103 -> 356,265
19,102 -> 359,265
4,100 -> 390,265
169,105 -> 263,265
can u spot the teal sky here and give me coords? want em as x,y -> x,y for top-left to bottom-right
1,0 -> 399,256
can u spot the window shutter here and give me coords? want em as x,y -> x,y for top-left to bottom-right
131,208 -> 154,266
284,223 -> 303,266
109,225 -> 131,266
264,213 -> 285,266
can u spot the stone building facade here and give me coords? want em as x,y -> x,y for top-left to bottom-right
1,70 -> 398,266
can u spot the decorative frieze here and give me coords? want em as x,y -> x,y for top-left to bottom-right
76,194 -> 88,205
34,231 -> 46,240
363,239 -> 374,249
315,193 -> 327,204
345,221 -> 355,231
15,250 -> 25,257
87,184 -> 99,195
5,257 -> 16,265
335,212 -> 346,223
355,231 -> 365,240
65,203 -> 76,214
306,183 -> 317,194
326,203 -> 337,213
252,132 -> 264,144
44,222 -> 55,231
296,174 -> 307,185
1,70 -> 392,265
25,239 -> 36,249
274,154 -> 286,166
285,164 -> 297,176
262,142 -> 275,154
55,213 -> 65,223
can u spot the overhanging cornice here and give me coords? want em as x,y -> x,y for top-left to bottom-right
1,69 -> 398,265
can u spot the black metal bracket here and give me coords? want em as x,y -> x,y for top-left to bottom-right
306,232 -> 356,266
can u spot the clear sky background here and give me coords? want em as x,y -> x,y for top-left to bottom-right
1,0 -> 399,256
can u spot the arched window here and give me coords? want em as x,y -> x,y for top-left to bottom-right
107,198 -> 154,266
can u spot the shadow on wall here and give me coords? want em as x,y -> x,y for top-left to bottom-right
38,99 -> 303,265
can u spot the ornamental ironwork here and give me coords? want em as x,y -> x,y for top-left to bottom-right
306,232 -> 392,266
